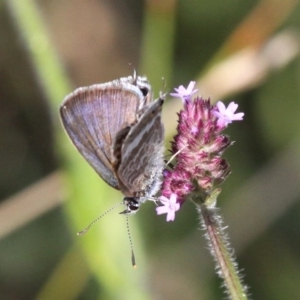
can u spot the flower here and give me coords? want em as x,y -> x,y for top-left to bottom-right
160,96 -> 244,207
213,101 -> 244,128
157,82 -> 244,221
160,97 -> 232,202
170,81 -> 198,102
156,194 -> 180,221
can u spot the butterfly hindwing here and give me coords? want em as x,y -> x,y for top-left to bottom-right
115,98 -> 165,197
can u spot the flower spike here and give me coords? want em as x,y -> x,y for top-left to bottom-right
156,85 -> 244,221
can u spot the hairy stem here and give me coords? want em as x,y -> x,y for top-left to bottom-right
196,201 -> 249,300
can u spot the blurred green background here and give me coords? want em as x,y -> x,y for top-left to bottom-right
1,0 -> 300,299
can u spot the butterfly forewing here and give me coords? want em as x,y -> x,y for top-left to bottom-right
60,83 -> 146,189
115,98 -> 165,198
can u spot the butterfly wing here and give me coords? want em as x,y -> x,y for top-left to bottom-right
60,82 -> 145,189
118,75 -> 152,107
115,98 -> 165,197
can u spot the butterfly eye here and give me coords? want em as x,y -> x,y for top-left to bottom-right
128,202 -> 139,212
124,198 -> 139,210
121,197 -> 140,214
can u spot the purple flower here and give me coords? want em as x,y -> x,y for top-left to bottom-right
213,101 -> 244,128
157,81 -> 244,221
170,81 -> 198,102
156,194 -> 180,221
156,86 -> 244,221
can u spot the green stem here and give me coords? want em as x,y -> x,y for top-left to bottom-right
196,202 -> 249,300
6,1 -> 152,299
140,0 -> 176,91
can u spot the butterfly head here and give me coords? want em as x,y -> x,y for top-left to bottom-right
120,197 -> 141,215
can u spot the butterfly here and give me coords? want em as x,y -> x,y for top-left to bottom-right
60,75 -> 165,215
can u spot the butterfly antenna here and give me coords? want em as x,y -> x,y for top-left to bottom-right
132,69 -> 137,85
126,215 -> 137,268
160,77 -> 166,93
77,202 -> 122,236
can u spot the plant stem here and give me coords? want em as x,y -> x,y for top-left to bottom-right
196,201 -> 249,300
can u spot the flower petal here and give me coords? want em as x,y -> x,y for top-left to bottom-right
214,101 -> 244,127
156,206 -> 170,215
170,81 -> 198,102
166,210 -> 176,221
156,193 -> 180,221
